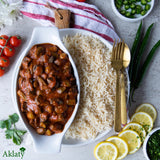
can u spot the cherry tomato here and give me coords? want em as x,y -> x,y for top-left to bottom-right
0,56 -> 10,67
77,0 -> 86,1
0,47 -> 3,56
0,35 -> 9,46
0,67 -> 5,77
9,36 -> 22,47
3,45 -> 15,57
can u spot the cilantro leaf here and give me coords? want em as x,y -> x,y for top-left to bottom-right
13,131 -> 21,145
5,119 -> 12,129
5,129 -> 14,139
9,113 -> 19,124
0,119 -> 12,129
0,113 -> 26,145
16,130 -> 27,136
0,120 -> 6,129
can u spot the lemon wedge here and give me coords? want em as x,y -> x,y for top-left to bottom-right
94,141 -> 118,160
106,136 -> 128,160
130,112 -> 153,134
118,129 -> 142,154
123,122 -> 146,142
135,103 -> 157,122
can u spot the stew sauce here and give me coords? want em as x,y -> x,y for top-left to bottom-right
17,43 -> 78,136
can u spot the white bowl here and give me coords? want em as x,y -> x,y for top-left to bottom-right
143,127 -> 160,160
111,0 -> 155,22
11,26 -> 80,153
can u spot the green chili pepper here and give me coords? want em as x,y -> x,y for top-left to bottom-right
125,4 -> 130,10
136,5 -> 142,14
125,11 -> 131,17
123,0 -> 128,5
131,23 -> 154,89
116,3 -> 122,9
141,10 -> 146,15
141,0 -> 147,5
116,0 -> 123,5
129,21 -> 142,81
130,3 -> 136,9
120,10 -> 126,15
134,40 -> 160,89
131,9 -> 136,15
145,4 -> 151,10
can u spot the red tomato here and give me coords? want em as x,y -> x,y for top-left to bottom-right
76,0 -> 86,2
3,46 -> 15,57
0,35 -> 9,46
0,67 -> 5,77
0,47 -> 3,56
9,36 -> 22,47
0,56 -> 10,67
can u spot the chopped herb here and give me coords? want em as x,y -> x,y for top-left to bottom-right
0,113 -> 26,145
147,130 -> 160,160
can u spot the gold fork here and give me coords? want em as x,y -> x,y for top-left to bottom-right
111,40 -> 124,132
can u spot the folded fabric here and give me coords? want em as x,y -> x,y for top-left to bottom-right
20,0 -> 119,43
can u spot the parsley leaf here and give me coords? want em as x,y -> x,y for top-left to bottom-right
0,120 -> 7,129
9,113 -> 19,124
5,129 -> 14,139
0,119 -> 12,129
16,130 -> 27,136
0,113 -> 26,145
13,132 -> 21,145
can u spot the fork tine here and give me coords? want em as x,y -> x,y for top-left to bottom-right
117,41 -> 121,60
112,40 -> 116,60
120,40 -> 125,60
115,41 -> 119,60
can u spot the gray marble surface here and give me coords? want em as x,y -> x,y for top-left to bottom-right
0,0 -> 160,160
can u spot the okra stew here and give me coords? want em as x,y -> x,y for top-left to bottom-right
17,43 -> 78,136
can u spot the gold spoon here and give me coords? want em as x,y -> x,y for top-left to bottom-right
121,42 -> 131,125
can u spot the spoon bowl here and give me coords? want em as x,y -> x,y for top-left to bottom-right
123,43 -> 131,68
11,26 -> 80,153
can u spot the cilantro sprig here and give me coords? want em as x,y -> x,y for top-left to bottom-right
0,113 -> 27,145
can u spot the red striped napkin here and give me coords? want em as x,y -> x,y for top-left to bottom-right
20,0 -> 119,43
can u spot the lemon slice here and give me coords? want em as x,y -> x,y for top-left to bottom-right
123,122 -> 146,142
130,112 -> 153,134
94,141 -> 118,160
106,136 -> 128,160
118,129 -> 142,154
135,103 -> 157,122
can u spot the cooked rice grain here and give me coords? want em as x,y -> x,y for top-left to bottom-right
63,33 -> 116,140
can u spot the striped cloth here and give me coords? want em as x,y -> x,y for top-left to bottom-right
20,0 -> 119,43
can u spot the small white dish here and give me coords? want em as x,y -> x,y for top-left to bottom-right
11,26 -> 80,153
143,127 -> 160,160
111,0 -> 155,22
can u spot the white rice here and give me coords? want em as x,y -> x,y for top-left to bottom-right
63,33 -> 116,140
